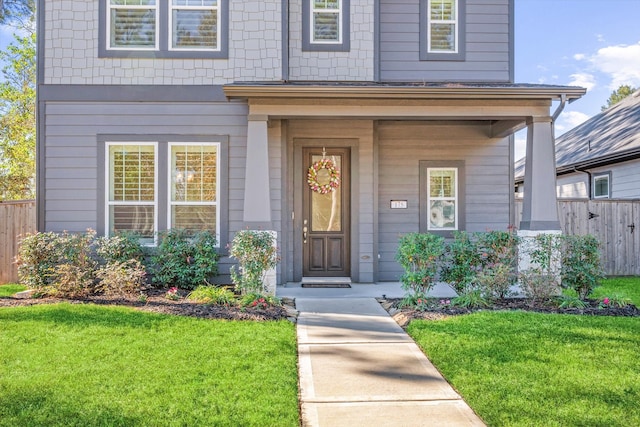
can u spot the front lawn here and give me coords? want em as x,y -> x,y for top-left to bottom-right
0,304 -> 299,427
591,277 -> 640,305
408,312 -> 640,427
0,284 -> 27,297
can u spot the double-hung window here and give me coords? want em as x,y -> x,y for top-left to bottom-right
107,143 -> 158,245
102,138 -> 224,246
169,143 -> 219,235
302,0 -> 350,51
170,0 -> 219,51
101,0 -> 228,58
107,0 -> 159,50
427,168 -> 458,231
420,0 -> 466,60
420,161 -> 465,236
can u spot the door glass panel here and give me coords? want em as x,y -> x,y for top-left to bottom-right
310,154 -> 342,232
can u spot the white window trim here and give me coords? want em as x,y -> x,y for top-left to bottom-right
311,0 -> 343,44
427,0 -> 458,54
106,0 -> 159,51
168,0 -> 220,52
593,173 -> 610,199
427,167 -> 458,231
168,142 -> 220,244
105,142 -> 159,246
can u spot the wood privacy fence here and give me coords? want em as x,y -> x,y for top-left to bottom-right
0,200 -> 37,284
515,199 -> 640,276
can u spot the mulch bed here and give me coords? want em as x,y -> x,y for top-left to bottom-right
380,297 -> 640,326
0,288 -> 291,321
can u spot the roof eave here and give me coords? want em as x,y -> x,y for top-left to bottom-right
223,84 -> 586,101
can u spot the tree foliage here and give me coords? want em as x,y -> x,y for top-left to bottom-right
601,84 -> 639,111
0,31 -> 35,200
0,0 -> 35,32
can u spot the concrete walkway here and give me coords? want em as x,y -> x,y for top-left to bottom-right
294,297 -> 485,427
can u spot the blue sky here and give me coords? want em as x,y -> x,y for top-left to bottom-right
2,1 -> 640,159
514,0 -> 640,158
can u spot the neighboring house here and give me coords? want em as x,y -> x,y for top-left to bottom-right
37,0 -> 585,284
515,90 -> 640,199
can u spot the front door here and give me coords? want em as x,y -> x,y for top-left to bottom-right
302,147 -> 350,277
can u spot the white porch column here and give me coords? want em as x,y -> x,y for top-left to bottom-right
243,115 -> 271,223
519,117 -> 560,231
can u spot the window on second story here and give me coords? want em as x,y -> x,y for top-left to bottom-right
100,0 -> 228,59
420,0 -> 466,61
593,173 -> 611,199
302,0 -> 350,52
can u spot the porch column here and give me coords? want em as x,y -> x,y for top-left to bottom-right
243,115 -> 271,224
519,116 -> 560,231
518,117 -> 562,289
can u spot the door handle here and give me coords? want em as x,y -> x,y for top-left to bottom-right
303,226 -> 308,243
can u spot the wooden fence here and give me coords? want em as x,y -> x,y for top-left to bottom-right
516,199 -> 640,276
0,200 -> 37,284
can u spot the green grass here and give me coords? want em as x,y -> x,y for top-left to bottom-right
0,304 -> 299,427
591,277 -> 640,305
408,312 -> 640,427
0,284 -> 27,297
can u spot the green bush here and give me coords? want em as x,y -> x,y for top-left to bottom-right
96,232 -> 145,264
96,260 -> 147,297
519,233 -> 562,303
187,285 -> 235,306
229,230 -> 278,295
239,292 -> 280,309
17,230 -> 98,297
16,231 -> 65,288
395,232 -> 445,297
151,229 -> 219,290
561,234 -> 604,299
440,231 -> 481,294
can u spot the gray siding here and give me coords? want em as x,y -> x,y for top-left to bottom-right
377,121 -> 511,281
555,159 -> 640,199
379,0 -> 511,82
41,99 -> 273,282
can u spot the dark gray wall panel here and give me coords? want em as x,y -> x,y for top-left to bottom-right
379,0 -> 511,82
376,121 -> 511,281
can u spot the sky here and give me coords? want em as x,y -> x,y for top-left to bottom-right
2,0 -> 640,159
514,0 -> 640,159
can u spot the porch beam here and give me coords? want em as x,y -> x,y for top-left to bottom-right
519,116 -> 561,231
490,119 -> 527,138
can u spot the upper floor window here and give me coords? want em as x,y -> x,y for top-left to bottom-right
302,0 -> 350,52
420,0 -> 466,61
593,173 -> 611,199
100,0 -> 228,58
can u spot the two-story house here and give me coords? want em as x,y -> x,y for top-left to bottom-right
37,0 -> 585,285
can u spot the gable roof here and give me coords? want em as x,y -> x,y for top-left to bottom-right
515,90 -> 640,181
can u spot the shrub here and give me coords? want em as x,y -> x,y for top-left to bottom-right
96,260 -> 147,297
440,231 -> 482,294
451,288 -> 490,308
597,294 -> 632,309
187,285 -> 235,306
519,233 -> 562,303
229,230 -> 278,295
475,262 -> 515,300
561,234 -> 604,299
96,232 -> 145,264
557,289 -> 588,309
16,231 -> 65,288
239,292 -> 280,309
475,230 -> 519,299
395,232 -> 445,297
152,229 -> 219,290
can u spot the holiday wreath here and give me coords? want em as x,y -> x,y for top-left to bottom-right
307,158 -> 340,194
